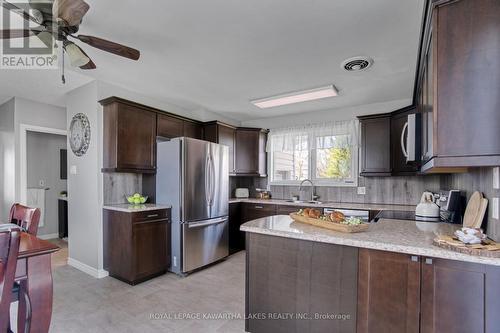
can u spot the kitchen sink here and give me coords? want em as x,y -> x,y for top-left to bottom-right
285,200 -> 323,205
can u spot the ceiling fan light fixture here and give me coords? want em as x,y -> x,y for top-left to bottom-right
64,42 -> 90,67
251,85 -> 338,109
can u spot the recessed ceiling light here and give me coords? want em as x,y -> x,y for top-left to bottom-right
251,85 -> 338,109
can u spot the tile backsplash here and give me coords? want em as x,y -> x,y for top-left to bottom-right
103,173 -> 142,205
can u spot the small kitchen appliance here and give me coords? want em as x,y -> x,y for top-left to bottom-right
235,188 -> 249,198
415,191 -> 440,221
436,190 -> 464,224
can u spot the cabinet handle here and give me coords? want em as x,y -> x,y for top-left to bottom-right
255,206 -> 263,209
147,214 -> 159,218
411,255 -> 419,262
425,258 -> 433,265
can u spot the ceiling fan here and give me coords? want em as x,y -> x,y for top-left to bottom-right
0,0 -> 140,70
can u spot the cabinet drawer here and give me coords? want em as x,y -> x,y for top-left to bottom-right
132,209 -> 170,222
242,203 -> 277,222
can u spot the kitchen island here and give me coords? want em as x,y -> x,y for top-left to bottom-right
241,216 -> 500,333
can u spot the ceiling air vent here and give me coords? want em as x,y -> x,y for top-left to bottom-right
341,57 -> 373,72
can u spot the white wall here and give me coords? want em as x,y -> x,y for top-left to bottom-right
241,98 -> 412,129
0,98 -> 15,221
65,81 -> 106,277
27,132 -> 67,237
13,97 -> 67,203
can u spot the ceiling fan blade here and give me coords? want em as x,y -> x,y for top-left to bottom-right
76,35 -> 140,60
77,47 -> 96,70
1,1 -> 41,25
0,29 -> 34,39
53,0 -> 89,26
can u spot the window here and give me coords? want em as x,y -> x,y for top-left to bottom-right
268,121 -> 358,186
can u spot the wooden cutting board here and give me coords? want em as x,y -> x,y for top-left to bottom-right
289,213 -> 369,233
471,198 -> 488,228
433,235 -> 500,258
463,191 -> 483,228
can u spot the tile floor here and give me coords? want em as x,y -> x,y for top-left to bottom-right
49,251 -> 246,332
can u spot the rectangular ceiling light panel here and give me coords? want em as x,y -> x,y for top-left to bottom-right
251,85 -> 338,109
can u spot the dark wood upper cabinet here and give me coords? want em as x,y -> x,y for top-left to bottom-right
391,106 -> 420,175
357,249 -> 421,333
204,121 -> 237,174
359,114 -> 392,176
235,128 -> 268,177
417,0 -> 500,172
157,114 -> 183,139
182,121 -> 203,139
101,99 -> 157,173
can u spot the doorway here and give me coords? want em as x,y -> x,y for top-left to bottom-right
20,125 -> 69,267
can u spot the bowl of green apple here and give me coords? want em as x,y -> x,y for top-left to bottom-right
126,193 -> 148,205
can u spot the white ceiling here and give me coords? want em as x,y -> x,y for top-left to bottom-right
0,0 -> 425,121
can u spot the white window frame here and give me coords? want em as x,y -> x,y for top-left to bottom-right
268,132 -> 358,187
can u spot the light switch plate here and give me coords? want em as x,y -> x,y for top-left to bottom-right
70,165 -> 77,175
357,187 -> 366,195
493,198 -> 499,220
493,167 -> 500,189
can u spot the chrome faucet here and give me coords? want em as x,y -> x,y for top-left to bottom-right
299,179 -> 315,202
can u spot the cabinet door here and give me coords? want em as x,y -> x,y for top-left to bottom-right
246,233 -> 358,333
391,108 -> 419,175
228,202 -> 243,253
157,114 -> 184,139
357,249 -> 420,333
183,121 -> 203,139
219,125 -> 236,174
133,220 -> 170,280
360,116 -> 391,176
421,257 -> 500,333
116,104 -> 156,171
242,203 -> 276,222
235,129 -> 260,175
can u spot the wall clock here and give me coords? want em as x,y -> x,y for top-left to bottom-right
69,113 -> 91,157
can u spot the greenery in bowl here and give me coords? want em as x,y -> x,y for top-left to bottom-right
126,193 -> 148,205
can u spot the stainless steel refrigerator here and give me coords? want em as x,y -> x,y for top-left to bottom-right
156,137 -> 229,275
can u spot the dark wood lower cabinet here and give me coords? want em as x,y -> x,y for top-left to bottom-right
246,233 -> 358,333
357,249 -> 500,333
357,249 -> 421,333
103,208 -> 171,285
421,258 -> 500,333
242,203 -> 277,222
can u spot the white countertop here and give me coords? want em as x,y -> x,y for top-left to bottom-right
103,204 -> 171,213
229,198 -> 415,212
241,215 -> 500,266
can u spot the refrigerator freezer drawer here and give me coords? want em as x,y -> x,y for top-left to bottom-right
182,217 -> 229,272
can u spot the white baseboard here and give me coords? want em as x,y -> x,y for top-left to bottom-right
38,233 -> 59,240
67,257 -> 109,279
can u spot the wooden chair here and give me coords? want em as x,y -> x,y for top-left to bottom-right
9,204 -> 41,236
0,224 -> 21,333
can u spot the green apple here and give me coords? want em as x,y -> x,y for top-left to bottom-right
133,193 -> 141,198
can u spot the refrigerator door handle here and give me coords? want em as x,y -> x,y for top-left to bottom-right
187,217 -> 227,228
204,154 -> 211,206
209,151 -> 216,206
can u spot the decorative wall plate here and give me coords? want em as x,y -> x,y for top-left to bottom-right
69,113 -> 91,156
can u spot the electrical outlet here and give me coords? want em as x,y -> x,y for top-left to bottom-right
493,198 -> 499,220
357,187 -> 366,195
70,165 -> 77,175
493,167 -> 500,189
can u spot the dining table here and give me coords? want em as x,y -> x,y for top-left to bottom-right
14,231 -> 59,333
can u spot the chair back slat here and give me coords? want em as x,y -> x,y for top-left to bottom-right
0,225 -> 21,332
9,204 -> 40,236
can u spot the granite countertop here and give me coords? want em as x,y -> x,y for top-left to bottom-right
240,215 -> 500,266
103,204 -> 172,213
229,198 -> 415,212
